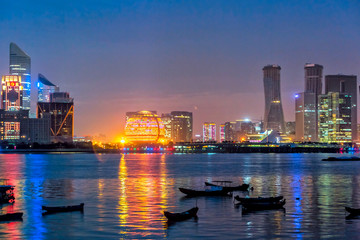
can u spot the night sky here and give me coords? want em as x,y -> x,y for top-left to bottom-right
0,0 -> 359,140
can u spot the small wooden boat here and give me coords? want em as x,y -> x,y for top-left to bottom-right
0,212 -> 23,222
345,207 -> 360,215
164,207 -> 199,221
242,199 -> 286,211
42,203 -> 84,214
234,195 -> 283,203
205,181 -> 250,191
322,156 -> 360,161
179,187 -> 230,197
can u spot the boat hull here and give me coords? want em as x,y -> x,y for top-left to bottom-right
345,207 -> 360,215
42,203 -> 84,213
179,188 -> 230,196
0,212 -> 23,222
164,207 -> 199,221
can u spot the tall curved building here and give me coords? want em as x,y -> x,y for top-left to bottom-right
9,43 -> 31,112
263,65 -> 285,133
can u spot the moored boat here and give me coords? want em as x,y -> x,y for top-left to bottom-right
42,203 -> 84,214
345,207 -> 360,215
205,181 -> 250,191
0,212 -> 23,222
234,195 -> 283,203
164,207 -> 199,221
179,187 -> 230,197
322,156 -> 360,161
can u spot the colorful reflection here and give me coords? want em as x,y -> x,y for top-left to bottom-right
116,154 -> 171,238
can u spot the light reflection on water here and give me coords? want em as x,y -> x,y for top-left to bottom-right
0,153 -> 360,238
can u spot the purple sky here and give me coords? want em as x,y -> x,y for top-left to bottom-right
0,0 -> 359,140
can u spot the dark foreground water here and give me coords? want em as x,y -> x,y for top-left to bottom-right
1,153 -> 360,239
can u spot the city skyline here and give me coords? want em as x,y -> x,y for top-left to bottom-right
1,1 -> 359,139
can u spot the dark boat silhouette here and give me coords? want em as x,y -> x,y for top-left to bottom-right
164,207 -> 198,221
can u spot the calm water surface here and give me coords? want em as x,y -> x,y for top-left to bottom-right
1,153 -> 360,239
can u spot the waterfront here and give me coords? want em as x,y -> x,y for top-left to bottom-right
1,153 -> 360,239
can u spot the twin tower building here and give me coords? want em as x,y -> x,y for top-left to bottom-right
263,64 -> 357,143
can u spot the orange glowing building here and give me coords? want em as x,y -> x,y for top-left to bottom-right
125,111 -> 165,143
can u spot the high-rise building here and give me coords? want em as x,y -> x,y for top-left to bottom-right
295,92 -> 317,141
203,122 -> 216,142
325,74 -> 357,141
161,113 -> 172,140
38,74 -> 59,102
1,75 -> 23,111
219,124 -> 225,142
224,122 -> 236,142
305,63 -> 323,95
235,119 -> 255,141
9,43 -> 31,112
263,65 -> 285,132
0,110 -> 28,142
318,92 -> 352,143
37,92 -> 74,142
170,111 -> 192,143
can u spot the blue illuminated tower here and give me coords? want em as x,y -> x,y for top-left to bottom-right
9,43 -> 31,113
38,74 -> 59,102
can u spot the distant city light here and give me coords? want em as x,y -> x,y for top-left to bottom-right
295,94 -> 299,98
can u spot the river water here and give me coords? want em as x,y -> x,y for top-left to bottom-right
0,153 -> 360,239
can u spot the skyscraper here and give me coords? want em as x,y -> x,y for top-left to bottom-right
171,111 -> 193,143
9,43 -> 31,112
203,122 -> 216,142
219,124 -> 225,142
38,74 -> 59,102
305,63 -> 323,94
263,65 -> 285,132
295,63 -> 323,142
295,92 -> 317,141
1,75 -> 22,111
325,74 -> 357,141
318,92 -> 352,143
224,122 -> 236,142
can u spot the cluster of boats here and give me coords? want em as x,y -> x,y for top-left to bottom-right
164,181 -> 285,222
1,179 -> 84,222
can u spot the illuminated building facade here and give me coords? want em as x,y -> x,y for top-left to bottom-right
219,124 -> 225,142
203,122 -> 216,142
318,92 -> 352,143
325,74 -> 357,141
161,113 -> 172,140
38,74 -> 59,102
295,92 -> 317,141
0,110 -> 28,142
125,111 -> 165,143
235,119 -> 255,141
170,111 -> 192,143
9,43 -> 31,112
224,122 -> 236,141
37,92 -> 74,142
1,75 -> 22,111
263,65 -> 285,132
